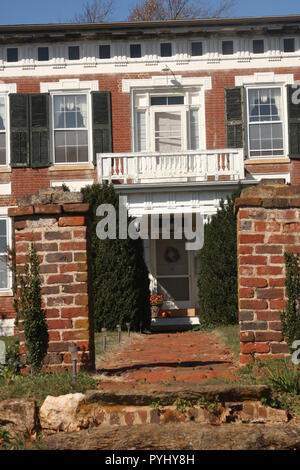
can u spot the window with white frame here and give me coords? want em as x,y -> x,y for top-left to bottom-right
52,94 -> 89,164
0,218 -> 9,290
134,91 -> 201,153
0,96 -> 7,166
246,87 -> 285,158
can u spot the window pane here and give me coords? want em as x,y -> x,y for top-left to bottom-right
136,110 -> 146,152
222,41 -> 233,55
75,95 -> 87,128
0,219 -> 7,252
68,46 -> 80,60
191,42 -> 203,56
55,130 -> 88,163
99,45 -> 111,59
0,97 -> 6,130
0,255 -> 8,289
78,145 -> 89,162
249,122 -> 284,156
151,97 -> 167,106
130,44 -> 141,58
249,88 -> 282,123
0,135 -> 6,165
284,38 -> 295,53
253,40 -> 264,54
168,96 -> 184,105
54,95 -> 87,129
155,112 -> 182,152
38,47 -> 49,61
190,109 -> 199,150
7,48 -> 18,62
160,43 -> 172,57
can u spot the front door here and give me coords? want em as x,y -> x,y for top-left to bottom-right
154,238 -> 193,309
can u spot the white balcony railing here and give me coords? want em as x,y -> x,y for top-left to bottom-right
97,149 -> 245,184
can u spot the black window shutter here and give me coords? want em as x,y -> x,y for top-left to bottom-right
30,93 -> 50,168
10,94 -> 30,167
288,85 -> 300,159
92,91 -> 112,165
225,87 -> 244,149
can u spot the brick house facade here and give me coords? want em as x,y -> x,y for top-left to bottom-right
0,16 -> 300,333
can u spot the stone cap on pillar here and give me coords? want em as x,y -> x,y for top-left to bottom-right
8,187 -> 90,218
234,182 -> 300,213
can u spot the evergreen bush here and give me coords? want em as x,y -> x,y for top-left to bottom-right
198,188 -> 241,327
281,253 -> 300,351
14,243 -> 49,373
82,183 -> 150,331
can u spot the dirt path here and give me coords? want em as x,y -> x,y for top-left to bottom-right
95,331 -> 238,390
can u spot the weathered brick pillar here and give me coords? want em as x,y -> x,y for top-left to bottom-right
235,183 -> 300,365
8,188 -> 95,371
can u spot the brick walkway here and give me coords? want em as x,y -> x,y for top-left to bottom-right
96,331 -> 238,389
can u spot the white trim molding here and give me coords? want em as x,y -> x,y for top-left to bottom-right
0,183 -> 11,196
235,72 -> 294,87
40,78 -> 99,93
0,83 -> 17,93
122,75 -> 212,93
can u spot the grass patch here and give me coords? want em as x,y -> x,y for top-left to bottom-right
0,371 -> 97,406
0,336 -> 18,349
214,325 -> 240,357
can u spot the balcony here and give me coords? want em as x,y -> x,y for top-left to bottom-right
97,149 -> 245,185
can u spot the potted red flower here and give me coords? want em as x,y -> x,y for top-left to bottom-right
150,294 -> 164,318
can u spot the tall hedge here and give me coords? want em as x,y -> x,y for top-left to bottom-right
82,183 -> 151,331
198,188 -> 241,327
281,253 -> 300,351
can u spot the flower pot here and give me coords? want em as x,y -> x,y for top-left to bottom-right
151,305 -> 161,318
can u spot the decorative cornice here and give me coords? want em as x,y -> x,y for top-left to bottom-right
40,79 -> 99,93
235,72 -> 294,86
122,75 -> 212,93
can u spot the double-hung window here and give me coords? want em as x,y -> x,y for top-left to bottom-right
0,96 -> 7,166
247,87 -> 285,158
0,218 -> 9,290
53,94 -> 89,164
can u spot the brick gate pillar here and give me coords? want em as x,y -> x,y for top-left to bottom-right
8,188 -> 95,371
235,183 -> 300,365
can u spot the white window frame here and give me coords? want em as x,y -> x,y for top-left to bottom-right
133,89 -> 204,153
0,212 -> 12,293
50,90 -> 93,165
0,83 -> 16,168
0,94 -> 9,167
245,84 -> 288,160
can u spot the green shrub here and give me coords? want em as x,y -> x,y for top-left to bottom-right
82,183 -> 150,331
14,243 -> 49,374
0,339 -> 22,378
198,188 -> 241,327
281,253 -> 300,351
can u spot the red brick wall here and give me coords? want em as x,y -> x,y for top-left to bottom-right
236,183 -> 300,364
1,66 -> 300,324
9,201 -> 95,371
